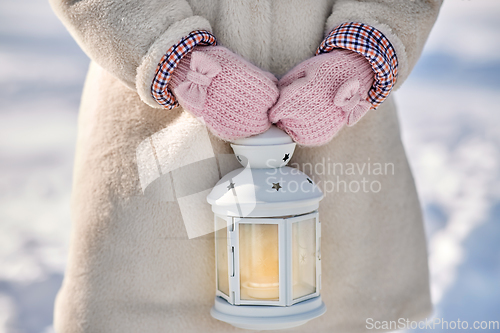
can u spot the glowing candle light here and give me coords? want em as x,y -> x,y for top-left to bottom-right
240,224 -> 279,300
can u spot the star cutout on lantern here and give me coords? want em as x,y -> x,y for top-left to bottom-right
272,183 -> 282,191
307,178 -> 313,184
227,182 -> 235,190
283,153 -> 290,162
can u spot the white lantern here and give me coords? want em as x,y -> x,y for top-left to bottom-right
207,126 -> 326,330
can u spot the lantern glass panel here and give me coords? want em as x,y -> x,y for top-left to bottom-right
216,216 -> 229,296
239,223 -> 279,301
292,218 -> 316,300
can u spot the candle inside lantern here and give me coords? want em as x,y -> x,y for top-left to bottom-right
239,224 -> 279,300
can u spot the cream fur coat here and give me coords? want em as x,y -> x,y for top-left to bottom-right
49,0 -> 442,332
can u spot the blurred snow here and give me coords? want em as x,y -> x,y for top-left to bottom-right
0,0 -> 87,331
395,1 -> 500,330
0,0 -> 499,332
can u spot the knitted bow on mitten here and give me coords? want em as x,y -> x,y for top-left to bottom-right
269,49 -> 374,146
169,46 -> 279,141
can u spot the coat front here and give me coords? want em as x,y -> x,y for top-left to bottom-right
50,0 -> 442,332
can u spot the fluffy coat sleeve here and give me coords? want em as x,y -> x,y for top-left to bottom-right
326,0 -> 443,89
49,0 -> 212,107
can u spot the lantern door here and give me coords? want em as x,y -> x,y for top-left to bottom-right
236,218 -> 286,306
214,213 -> 320,307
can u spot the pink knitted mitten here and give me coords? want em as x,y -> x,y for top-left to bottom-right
269,49 -> 374,146
169,46 -> 279,141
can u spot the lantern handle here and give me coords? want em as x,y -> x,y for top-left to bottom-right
230,126 -> 296,169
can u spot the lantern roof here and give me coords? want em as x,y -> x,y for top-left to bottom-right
207,166 -> 323,217
208,126 -> 323,217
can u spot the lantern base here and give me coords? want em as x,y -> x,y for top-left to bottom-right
210,296 -> 326,330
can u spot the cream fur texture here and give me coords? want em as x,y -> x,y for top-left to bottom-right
49,0 -> 442,332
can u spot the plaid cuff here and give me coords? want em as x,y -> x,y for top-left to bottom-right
317,22 -> 398,110
151,30 -> 217,109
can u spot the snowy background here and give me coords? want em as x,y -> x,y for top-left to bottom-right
0,0 -> 499,332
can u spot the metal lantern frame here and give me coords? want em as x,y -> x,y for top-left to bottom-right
214,212 -> 321,307
208,126 -> 326,330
